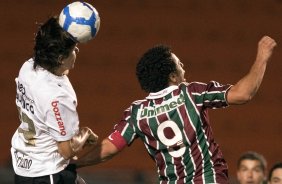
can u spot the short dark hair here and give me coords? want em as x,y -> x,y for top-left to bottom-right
237,151 -> 267,172
268,162 -> 282,181
136,44 -> 176,93
33,16 -> 76,72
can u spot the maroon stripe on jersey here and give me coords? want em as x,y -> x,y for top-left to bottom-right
155,105 -> 189,183
174,87 -> 195,183
155,112 -> 171,180
179,104 -> 204,183
168,91 -> 188,182
114,119 -> 127,133
187,82 -> 229,183
138,98 -> 172,181
155,151 -> 168,182
174,157 -> 186,184
154,97 -> 165,105
172,88 -> 181,96
160,181 -> 168,184
200,110 -> 228,183
156,113 -> 169,123
139,118 -> 157,149
137,100 -> 171,180
137,100 -> 158,149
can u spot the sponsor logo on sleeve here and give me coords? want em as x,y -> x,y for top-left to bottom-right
51,100 -> 66,136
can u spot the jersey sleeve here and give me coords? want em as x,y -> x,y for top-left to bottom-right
45,95 -> 79,142
187,81 -> 232,109
107,107 -> 138,150
107,130 -> 127,151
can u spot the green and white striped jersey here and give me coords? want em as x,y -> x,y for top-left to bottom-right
109,81 -> 231,184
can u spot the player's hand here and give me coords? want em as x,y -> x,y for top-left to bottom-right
70,127 -> 98,153
71,127 -> 98,160
85,127 -> 98,145
256,36 -> 277,62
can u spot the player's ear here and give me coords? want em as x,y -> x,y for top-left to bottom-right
58,55 -> 64,64
75,46 -> 79,53
169,72 -> 177,83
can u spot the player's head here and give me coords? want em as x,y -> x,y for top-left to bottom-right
33,16 -> 77,74
268,162 -> 282,184
136,44 -> 186,93
237,151 -> 267,184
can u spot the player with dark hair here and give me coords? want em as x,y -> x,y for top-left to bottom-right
11,16 -> 97,184
75,36 -> 276,183
268,162 -> 282,184
237,151 -> 267,184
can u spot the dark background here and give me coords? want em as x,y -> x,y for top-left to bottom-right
1,1 -> 282,183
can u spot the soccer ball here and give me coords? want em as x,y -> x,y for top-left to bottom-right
59,1 -> 100,43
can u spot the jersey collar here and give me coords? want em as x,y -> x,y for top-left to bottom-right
146,85 -> 178,99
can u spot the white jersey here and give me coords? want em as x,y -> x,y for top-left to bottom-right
11,59 -> 79,177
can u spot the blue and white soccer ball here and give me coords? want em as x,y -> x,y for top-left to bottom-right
59,1 -> 100,43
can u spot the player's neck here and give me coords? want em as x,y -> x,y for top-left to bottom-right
52,68 -> 69,76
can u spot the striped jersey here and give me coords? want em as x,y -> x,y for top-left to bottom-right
109,81 -> 232,184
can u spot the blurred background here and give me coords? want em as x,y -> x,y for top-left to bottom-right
1,0 -> 282,183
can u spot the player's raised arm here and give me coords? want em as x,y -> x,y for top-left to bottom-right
227,36 -> 277,105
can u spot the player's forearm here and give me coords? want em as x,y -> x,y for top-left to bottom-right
227,60 -> 267,105
58,140 -> 76,160
227,36 -> 276,105
75,138 -> 120,168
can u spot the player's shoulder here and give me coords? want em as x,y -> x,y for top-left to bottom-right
131,99 -> 147,106
184,81 -> 206,86
179,81 -> 209,94
127,99 -> 148,113
30,73 -> 71,104
35,80 -> 70,100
